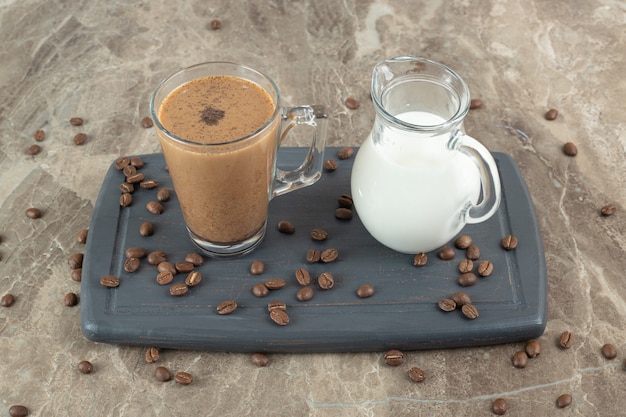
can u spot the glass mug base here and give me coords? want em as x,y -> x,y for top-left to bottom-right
187,221 -> 267,259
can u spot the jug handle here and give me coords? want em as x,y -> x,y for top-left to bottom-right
456,134 -> 502,224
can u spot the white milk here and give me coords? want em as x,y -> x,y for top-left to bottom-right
351,110 -> 481,253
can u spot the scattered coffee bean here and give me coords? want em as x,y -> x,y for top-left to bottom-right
601,343 -> 618,359
126,247 -> 147,258
141,116 -> 154,128
337,147 -> 355,160
26,144 -> 41,155
154,366 -> 171,382
356,284 -> 374,298
345,97 -> 360,109
264,278 -> 286,290
64,292 -> 78,307
185,271 -> 202,287
76,228 -> 88,244
252,283 -> 270,297
146,201 -> 164,215
269,308 -> 290,326
512,350 -> 529,368
145,347 -> 159,363
67,253 -> 84,269
320,248 -> 339,263
337,194 -> 353,208
8,405 -> 29,417
267,301 -> 287,311
556,393 -> 572,408
100,275 -> 120,288
125,163 -> 138,177
296,286 -> 314,301
562,142 -> 578,157
413,252 -> 428,266
407,367 -> 426,383
458,273 -> 477,287
115,157 -> 130,170
184,252 -> 204,267
461,303 -> 479,319
277,220 -> 295,234
158,261 -> 177,275
450,292 -> 472,306
469,98 -> 483,109
324,159 -> 338,172
251,353 -> 270,367
139,221 -> 154,237
25,208 -> 42,219
492,398 -> 507,415
559,331 -> 574,349
306,249 -> 321,263
295,268 -> 311,286
335,207 -> 353,220
126,172 -> 145,184
175,261 -> 195,273
77,360 -> 94,374
250,260 -> 265,275
473,260 -> 492,278
438,298 -> 457,312
130,156 -> 144,168
454,235 -> 473,249
73,132 -> 87,145
140,180 -> 159,190
174,371 -> 193,385
544,108 -> 558,120
120,193 -> 132,207
70,269 -> 82,282
600,204 -> 616,217
157,188 -> 171,202
120,182 -> 134,193
466,245 -> 480,260
147,250 -> 167,265
384,350 -> 405,366
524,339 -> 541,358
156,271 -> 174,285
216,300 -> 237,315
1,293 -> 16,307
459,259 -> 473,273
169,283 -> 188,296
438,246 -> 455,260
501,235 -> 518,250
210,19 -> 221,30
311,228 -> 328,241
33,129 -> 45,141
317,272 -> 335,289
70,117 -> 84,126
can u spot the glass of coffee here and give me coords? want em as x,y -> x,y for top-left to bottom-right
150,62 -> 327,258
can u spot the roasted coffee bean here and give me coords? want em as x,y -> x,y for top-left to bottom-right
601,204 -> 616,217
125,247 -> 147,258
25,207 -> 42,219
76,228 -> 88,244
146,201 -> 164,215
469,98 -> 483,109
140,180 -> 159,190
562,142 -> 578,156
525,340 -> 542,358
70,117 -> 84,126
139,221 -> 154,237
147,250 -> 167,265
130,157 -> 144,168
459,259 -> 473,273
317,272 -> 334,289
559,331 -> 574,349
556,393 -> 573,408
544,108 -> 558,120
277,220 -> 295,234
306,249 -> 321,263
154,366 -> 171,382
501,235 -> 518,250
455,235 -> 473,249
156,271 -> 174,285
601,343 -> 618,359
407,367 -> 426,383
337,147 -> 355,160
466,245 -> 480,260
216,300 -> 237,315
141,116 -> 154,128
185,271 -> 202,287
345,97 -> 360,109
26,144 -> 41,155
120,192 -> 132,207
100,275 -> 120,288
33,129 -> 45,141
477,260 -> 493,277
413,252 -> 428,266
252,283 -> 270,297
68,253 -> 84,269
337,194 -> 353,208
174,371 -> 193,385
264,278 -> 286,290
251,353 -> 270,367
145,347 -> 159,363
295,268 -> 311,286
156,188 -> 171,202
120,182 -> 134,193
438,246 -> 455,260
320,248 -> 338,263
269,308 -> 290,326
461,304 -> 479,320
8,405 -> 29,417
512,350 -> 529,368
335,207 -> 353,220
175,261 -> 195,273
184,252 -> 204,267
169,283 -> 188,296
267,300 -> 287,311
356,284 -> 375,298
384,349 -> 405,366
1,293 -> 16,307
324,159 -> 338,172
210,19 -> 221,30
73,132 -> 87,145
115,157 -> 130,170
158,261 -> 177,275
438,298 -> 457,312
296,286 -> 314,302
250,260 -> 265,275
123,257 -> 141,273
492,398 -> 508,415
450,292 -> 472,306
126,172 -> 145,184
311,228 -> 328,241
70,268 -> 82,282
457,273 -> 477,287
123,164 -> 137,178
77,360 -> 94,374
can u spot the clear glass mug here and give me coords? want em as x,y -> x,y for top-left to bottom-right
150,62 -> 328,258
351,56 -> 501,254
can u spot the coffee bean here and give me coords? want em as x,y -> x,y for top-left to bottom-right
270,308 -> 290,326
477,260 -> 493,277
264,278 -> 286,290
335,207 -> 353,220
120,193 -> 132,207
216,300 -> 237,315
311,228 -> 328,241
251,353 -> 270,367
438,246 -> 455,260
413,252 -> 428,266
337,147 -> 355,160
33,129 -> 45,141
154,366 -> 171,382
175,261 -> 195,273
277,220 -> 295,234
250,260 -> 265,275
601,343 -> 618,359
147,250 -> 167,265
77,360 -> 94,374
115,157 -> 130,170
130,156 -> 144,168
124,165 -> 137,178
157,261 -> 177,275
156,271 -> 174,285
125,247 -> 147,258
295,268 -> 311,286
267,301 -> 287,311
544,108 -> 558,120
76,228 -> 88,244
501,235 -> 518,250
345,97 -> 360,109
454,235 -> 473,249
407,367 -> 426,382
466,245 -> 480,260
356,284 -> 374,298
459,259 -> 473,273
174,371 -> 193,385
320,248 -> 338,263
8,405 -> 29,417
438,298 -> 457,312
559,331 -> 574,349
139,221 -> 154,237
492,398 -> 507,415
185,271 -> 202,287
140,180 -> 159,190
184,252 -> 204,267
461,303 -> 479,319
26,144 -> 41,155
67,253 -> 84,269
157,188 -> 171,202
120,182 -> 134,193
457,273 -> 477,287
512,350 -> 529,368
337,194 -> 353,209
324,159 -> 338,172
469,98 -> 483,109
71,269 -> 82,282
525,340 -> 541,358
141,116 -> 154,128
384,350 -> 404,366
210,19 -> 221,30
600,204 -> 616,217
146,201 -> 164,215
73,132 -> 87,145
100,275 -> 120,288
1,293 -> 16,307
306,249 -> 321,263
145,347 -> 159,363
63,292 -> 78,307
296,286 -> 314,301
25,208 -> 42,219
450,292 -> 472,306
70,117 -> 84,126
556,393 -> 572,408
317,272 -> 334,289
562,142 -> 578,156
126,172 -> 145,184
169,283 -> 188,296
252,283 -> 269,297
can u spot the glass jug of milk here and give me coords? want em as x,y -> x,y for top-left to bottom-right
351,56 -> 501,254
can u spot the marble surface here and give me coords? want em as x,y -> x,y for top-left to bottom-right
1,0 -> 625,415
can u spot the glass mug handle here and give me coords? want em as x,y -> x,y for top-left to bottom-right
272,105 -> 328,198
456,133 -> 502,224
